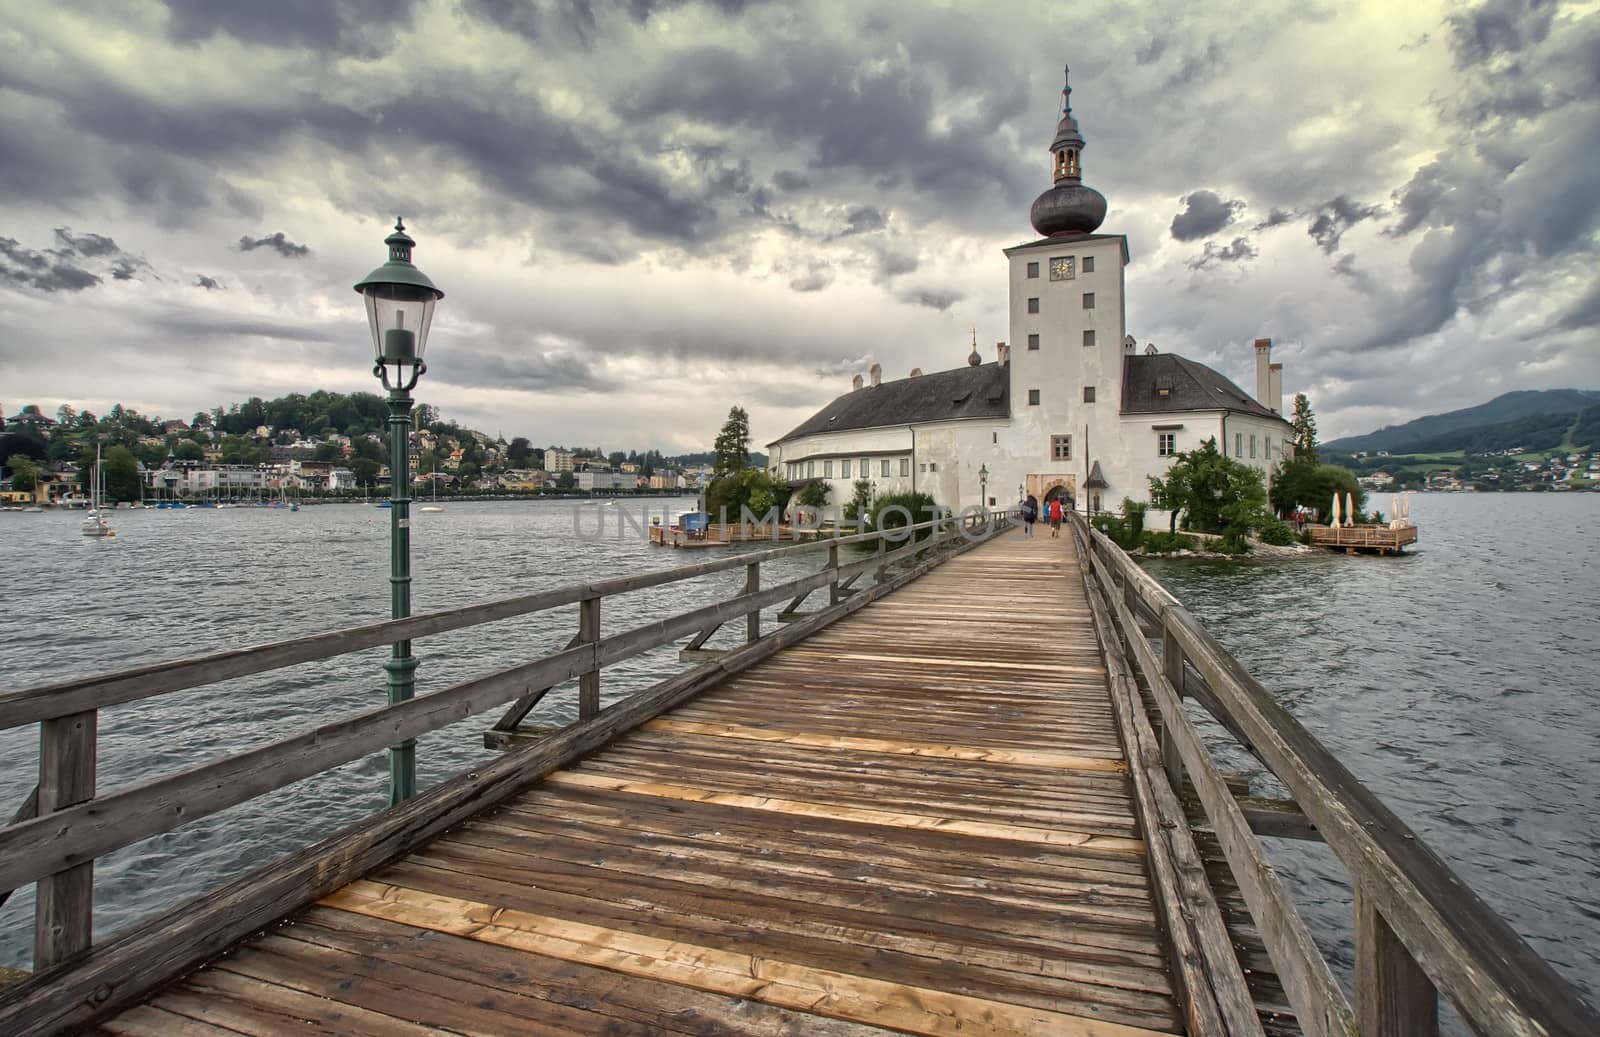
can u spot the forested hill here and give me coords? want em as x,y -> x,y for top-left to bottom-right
1324,389 -> 1600,453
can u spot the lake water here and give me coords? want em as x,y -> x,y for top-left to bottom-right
1141,492 -> 1600,1007
0,493 -> 1596,1012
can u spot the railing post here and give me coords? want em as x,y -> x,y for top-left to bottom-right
35,710 -> 96,969
1356,883 -> 1439,1037
578,596 -> 600,720
1160,624 -> 1185,794
745,561 -> 760,643
827,542 -> 840,605
874,535 -> 887,584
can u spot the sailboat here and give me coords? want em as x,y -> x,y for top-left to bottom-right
421,465 -> 444,513
81,441 -> 115,538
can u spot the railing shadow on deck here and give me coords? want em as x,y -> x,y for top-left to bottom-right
1069,513 -> 1599,1037
0,511 -> 1010,1036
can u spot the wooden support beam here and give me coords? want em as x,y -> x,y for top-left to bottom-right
1159,628 -> 1185,795
744,561 -> 760,643
1356,884 -> 1438,1037
0,786 -> 39,911
480,725 -> 560,751
489,633 -> 582,735
578,597 -> 600,720
35,711 -> 96,970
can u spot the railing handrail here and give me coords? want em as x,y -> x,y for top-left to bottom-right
0,515 -> 960,729
1077,516 -> 1600,1037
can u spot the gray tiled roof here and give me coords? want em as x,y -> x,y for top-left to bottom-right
772,363 -> 1010,445
1121,354 -> 1287,424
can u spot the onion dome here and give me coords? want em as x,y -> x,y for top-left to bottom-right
968,328 -> 982,366
1029,66 -> 1107,237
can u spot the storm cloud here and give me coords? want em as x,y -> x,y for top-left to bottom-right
1,0 -> 1597,451
238,232 -> 311,258
1170,190 -> 1245,242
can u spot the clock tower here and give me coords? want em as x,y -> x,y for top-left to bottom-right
1002,66 -> 1128,512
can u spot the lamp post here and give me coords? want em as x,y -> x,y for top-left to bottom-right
978,463 -> 988,512
355,219 -> 444,805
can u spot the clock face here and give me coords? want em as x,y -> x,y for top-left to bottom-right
1049,256 -> 1075,281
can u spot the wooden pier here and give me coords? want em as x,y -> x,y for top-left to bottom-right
1307,524 -> 1419,555
0,515 -> 1594,1036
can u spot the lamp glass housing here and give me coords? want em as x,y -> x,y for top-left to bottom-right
362,283 -> 438,365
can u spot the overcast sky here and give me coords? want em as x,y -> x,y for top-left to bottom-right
2,0 -> 1596,450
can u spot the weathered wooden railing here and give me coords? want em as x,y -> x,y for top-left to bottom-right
0,511 -> 1005,1035
1071,514 -> 1599,1037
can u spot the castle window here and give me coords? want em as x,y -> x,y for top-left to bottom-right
1083,256 -> 1095,273
841,459 -> 851,478
1051,435 -> 1072,461
1027,297 -> 1039,314
1158,433 -> 1176,457
807,461 -> 815,478
1083,330 -> 1096,348
1250,434 -> 1257,459
1082,292 -> 1095,310
900,458 -> 910,477
1027,333 -> 1040,351
1235,432 -> 1242,457
823,460 -> 832,478
1028,389 -> 1040,406
1083,386 -> 1096,403
1026,261 -> 1039,278
881,459 -> 890,478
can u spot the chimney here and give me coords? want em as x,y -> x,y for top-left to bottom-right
909,367 -> 922,378
996,342 -> 1009,367
851,373 -> 864,391
1254,338 -> 1272,407
869,363 -> 882,387
1269,363 -> 1283,415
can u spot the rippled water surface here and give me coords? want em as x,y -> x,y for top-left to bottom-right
1,494 -> 1596,1009
0,497 -> 842,968
1141,492 -> 1600,1004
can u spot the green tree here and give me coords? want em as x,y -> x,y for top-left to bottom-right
6,455 -> 39,492
351,458 -> 381,489
103,445 -> 141,503
457,461 -> 481,485
555,471 -> 576,491
711,407 -> 751,478
795,479 -> 831,508
706,468 -> 789,520
134,440 -> 169,469
1290,393 -> 1319,464
172,440 -> 205,462
1269,459 -> 1365,523
314,442 -> 342,462
507,437 -> 533,465
842,479 -> 873,523
1147,437 -> 1270,542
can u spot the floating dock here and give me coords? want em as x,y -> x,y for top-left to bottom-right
1308,523 -> 1419,554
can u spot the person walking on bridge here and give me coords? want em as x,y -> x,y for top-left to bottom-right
1047,497 -> 1063,537
1021,496 -> 1037,536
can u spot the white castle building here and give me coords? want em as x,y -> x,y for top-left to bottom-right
767,68 -> 1293,522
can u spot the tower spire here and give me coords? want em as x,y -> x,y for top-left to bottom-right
1029,61 -> 1106,237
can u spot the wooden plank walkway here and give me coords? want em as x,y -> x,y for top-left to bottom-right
96,530 -> 1182,1036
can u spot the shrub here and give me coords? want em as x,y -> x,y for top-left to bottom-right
1258,520 -> 1296,546
1142,531 -> 1195,553
1090,512 -> 1124,544
1217,530 -> 1251,554
867,491 -> 940,544
1119,498 -> 1147,542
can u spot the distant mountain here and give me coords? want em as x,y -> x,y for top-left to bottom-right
1324,390 -> 1600,453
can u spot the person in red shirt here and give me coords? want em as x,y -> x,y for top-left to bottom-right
1048,498 -> 1063,537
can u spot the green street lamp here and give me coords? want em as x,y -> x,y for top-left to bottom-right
355,218 -> 444,805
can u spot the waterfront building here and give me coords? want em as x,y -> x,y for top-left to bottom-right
543,448 -> 574,473
767,69 -> 1293,522
577,470 -> 631,491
